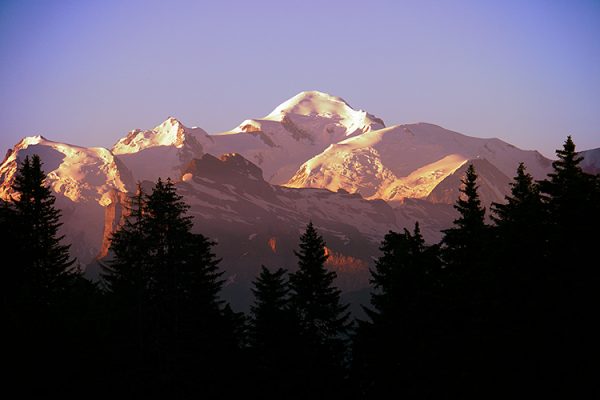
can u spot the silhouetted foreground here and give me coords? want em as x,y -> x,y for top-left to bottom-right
2,137 -> 599,397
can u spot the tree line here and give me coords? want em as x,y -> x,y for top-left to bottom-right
1,136 -> 598,397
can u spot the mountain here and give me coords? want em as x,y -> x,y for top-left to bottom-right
0,135 -> 134,263
202,91 -> 385,184
112,117 -> 212,182
3,91 -> 590,311
285,123 -> 552,204
427,158 -> 512,206
100,152 -> 398,309
580,147 -> 600,174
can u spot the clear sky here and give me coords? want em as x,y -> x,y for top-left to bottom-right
1,0 -> 598,158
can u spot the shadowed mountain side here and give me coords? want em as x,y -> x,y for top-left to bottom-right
427,158 -> 512,207
99,153 -> 398,310
580,147 -> 600,174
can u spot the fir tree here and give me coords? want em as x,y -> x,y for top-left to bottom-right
353,223 -> 441,397
250,266 -> 292,351
11,155 -> 76,306
536,136 -> 600,390
441,163 -> 487,272
102,183 -> 148,299
288,222 -> 351,395
102,178 -> 240,396
439,163 -> 493,393
249,266 -> 296,396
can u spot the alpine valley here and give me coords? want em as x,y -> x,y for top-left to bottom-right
2,91 -> 596,309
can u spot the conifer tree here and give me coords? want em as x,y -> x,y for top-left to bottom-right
102,177 -> 239,396
438,163 -> 492,392
353,223 -> 441,397
249,266 -> 295,396
289,222 -> 351,395
539,136 -> 597,256
11,155 -> 76,306
536,136 -> 600,390
441,163 -> 487,272
250,266 -> 291,351
102,183 -> 148,299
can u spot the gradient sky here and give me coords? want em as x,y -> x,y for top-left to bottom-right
1,0 -> 599,158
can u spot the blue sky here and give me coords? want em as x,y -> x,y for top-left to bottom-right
1,0 -> 599,157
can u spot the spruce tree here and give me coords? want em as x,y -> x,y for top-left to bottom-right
537,136 -> 600,391
249,266 -> 295,396
4,155 -> 98,396
353,223 -> 441,397
11,155 -> 76,306
289,222 -> 351,395
250,266 -> 291,351
102,183 -> 148,299
439,163 -> 492,393
102,177 -> 239,396
441,163 -> 487,272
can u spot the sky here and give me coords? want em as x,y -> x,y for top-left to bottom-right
0,0 -> 599,158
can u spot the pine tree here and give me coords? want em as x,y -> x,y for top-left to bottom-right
438,163 -> 493,393
249,266 -> 296,396
441,163 -> 487,272
289,222 -> 351,395
250,266 -> 291,351
11,155 -> 76,306
536,136 -> 600,391
539,136 -> 597,256
353,223 -> 441,397
102,178 -> 240,396
102,183 -> 148,299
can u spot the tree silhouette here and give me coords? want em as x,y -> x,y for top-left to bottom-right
11,155 -> 76,306
249,266 -> 296,396
102,178 -> 242,396
537,136 -> 600,392
353,223 -> 442,396
442,163 -> 487,272
289,222 -> 351,396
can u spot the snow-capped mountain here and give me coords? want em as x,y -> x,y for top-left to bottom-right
0,135 -> 133,205
203,91 -> 385,184
426,158 -> 511,206
99,152 -> 398,308
0,135 -> 134,263
112,117 -> 212,182
3,90 -> 591,301
285,123 -> 552,204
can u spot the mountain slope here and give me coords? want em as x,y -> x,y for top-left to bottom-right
285,123 -> 552,203
0,136 -> 134,263
580,147 -> 600,174
112,117 -> 212,182
204,91 -> 385,184
1,135 -> 133,205
100,152 -> 399,309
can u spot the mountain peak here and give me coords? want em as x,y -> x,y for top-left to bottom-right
112,117 -> 192,155
265,90 -> 385,130
17,135 -> 48,148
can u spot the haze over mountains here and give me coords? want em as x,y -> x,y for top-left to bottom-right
1,90 -> 596,307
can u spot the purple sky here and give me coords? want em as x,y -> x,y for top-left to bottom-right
1,0 -> 599,158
